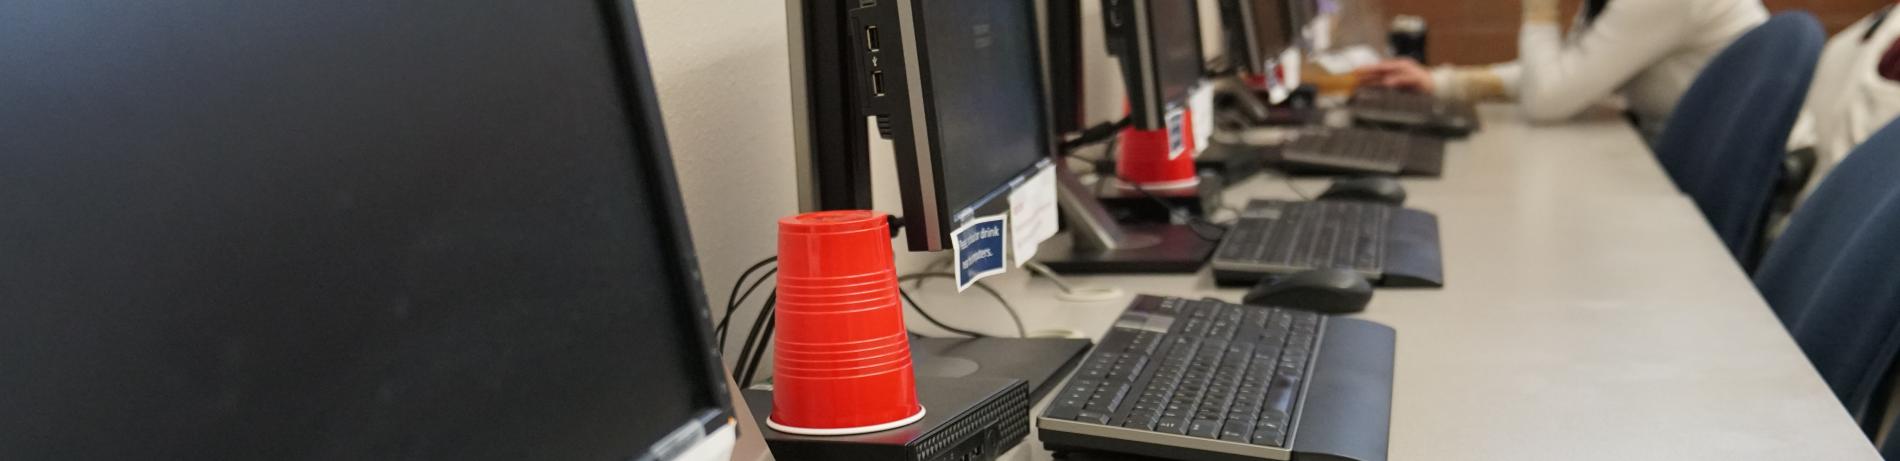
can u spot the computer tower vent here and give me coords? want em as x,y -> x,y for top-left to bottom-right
877,114 -> 895,139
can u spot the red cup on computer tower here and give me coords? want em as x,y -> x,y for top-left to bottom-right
1116,103 -> 1200,190
768,210 -> 925,436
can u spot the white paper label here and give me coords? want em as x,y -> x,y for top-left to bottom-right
1008,164 -> 1058,267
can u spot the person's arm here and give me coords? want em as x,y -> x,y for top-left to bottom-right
1425,8 -> 1598,102
1514,0 -> 1694,121
1430,63 -> 1520,101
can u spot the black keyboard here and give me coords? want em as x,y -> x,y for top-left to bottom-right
1039,296 -> 1399,461
1281,128 -> 1414,174
1041,296 -> 1321,455
1352,88 -> 1440,114
1350,88 -> 1480,136
1213,200 -> 1391,278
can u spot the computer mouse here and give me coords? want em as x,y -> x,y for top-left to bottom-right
1320,176 -> 1407,206
1242,269 -> 1375,314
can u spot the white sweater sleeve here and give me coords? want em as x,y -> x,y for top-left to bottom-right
1431,63 -> 1521,102
1515,0 -> 1695,122
1426,9 -> 1587,103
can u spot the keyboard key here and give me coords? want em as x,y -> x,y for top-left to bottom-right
1262,373 -> 1303,423
1075,411 -> 1112,425
1045,403 -> 1081,420
1064,380 -> 1098,395
1257,416 -> 1286,431
1252,427 -> 1287,446
1220,420 -> 1256,442
1155,417 -> 1190,435
1187,419 -> 1224,439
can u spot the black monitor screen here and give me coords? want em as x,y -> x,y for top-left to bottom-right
922,0 -> 1050,217
0,1 -> 725,459
1245,0 -> 1294,71
1151,0 -> 1205,105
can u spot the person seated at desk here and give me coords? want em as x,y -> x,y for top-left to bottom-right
1353,0 -> 1767,145
1786,4 -> 1900,207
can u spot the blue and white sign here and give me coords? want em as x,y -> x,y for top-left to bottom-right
952,214 -> 1009,292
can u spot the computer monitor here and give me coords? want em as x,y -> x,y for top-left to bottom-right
0,1 -> 734,459
848,0 -> 1057,251
1221,0 -> 1303,76
1047,0 -> 1091,136
1103,0 -> 1207,130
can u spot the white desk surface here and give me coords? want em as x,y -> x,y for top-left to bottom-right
892,105 -> 1879,460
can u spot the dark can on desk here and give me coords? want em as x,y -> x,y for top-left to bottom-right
1389,15 -> 1427,64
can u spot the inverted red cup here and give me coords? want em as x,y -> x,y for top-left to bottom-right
768,211 -> 924,436
776,334 -> 912,362
1117,101 -> 1201,190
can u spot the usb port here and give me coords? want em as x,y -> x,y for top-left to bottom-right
865,26 -> 880,51
871,71 -> 886,96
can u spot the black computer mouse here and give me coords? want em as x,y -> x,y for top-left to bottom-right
1319,176 -> 1407,206
1242,269 -> 1375,314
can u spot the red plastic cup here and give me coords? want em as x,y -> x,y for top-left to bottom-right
1116,102 -> 1201,190
768,210 -> 925,436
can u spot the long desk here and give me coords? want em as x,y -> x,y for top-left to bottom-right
897,104 -> 1880,460
1270,104 -> 1682,198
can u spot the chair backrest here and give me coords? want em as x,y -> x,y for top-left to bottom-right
1654,13 -> 1825,267
1754,118 -> 1900,435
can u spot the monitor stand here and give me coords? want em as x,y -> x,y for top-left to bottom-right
1036,163 -> 1218,274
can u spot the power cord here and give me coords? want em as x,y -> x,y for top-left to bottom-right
1059,116 -> 1133,152
738,298 -> 776,386
1023,261 -> 1125,302
715,256 -> 781,386
715,256 -> 777,346
897,273 -> 1028,338
909,258 -> 955,290
1110,173 -> 1230,242
732,294 -> 775,386
898,287 -> 991,338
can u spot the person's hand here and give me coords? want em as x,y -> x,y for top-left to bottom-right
1354,59 -> 1435,94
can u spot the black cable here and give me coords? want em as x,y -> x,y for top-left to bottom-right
715,257 -> 777,344
896,273 -> 1027,338
1111,172 -> 1230,242
1059,116 -> 1133,152
909,258 -> 954,290
898,287 -> 991,338
731,292 -> 774,379
738,298 -> 776,386
717,267 -> 776,347
1062,153 -> 1098,175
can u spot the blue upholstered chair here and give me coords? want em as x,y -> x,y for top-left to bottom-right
1653,13 -> 1825,268
1755,118 -> 1900,456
